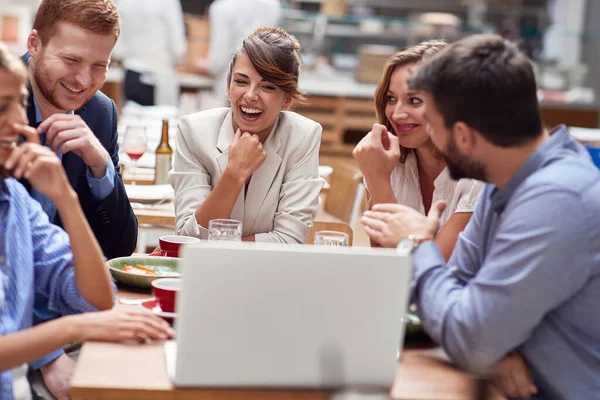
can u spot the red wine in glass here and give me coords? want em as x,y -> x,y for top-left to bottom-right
123,126 -> 148,185
125,149 -> 145,161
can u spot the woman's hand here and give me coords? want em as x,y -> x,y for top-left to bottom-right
353,124 -> 400,186
226,129 -> 267,182
493,352 -> 538,399
71,309 -> 175,343
4,123 -> 72,203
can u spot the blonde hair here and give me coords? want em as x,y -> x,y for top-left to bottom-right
374,40 -> 448,163
0,43 -> 27,85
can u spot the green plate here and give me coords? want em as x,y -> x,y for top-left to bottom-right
106,256 -> 181,289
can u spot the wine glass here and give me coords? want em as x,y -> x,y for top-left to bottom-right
122,126 -> 147,185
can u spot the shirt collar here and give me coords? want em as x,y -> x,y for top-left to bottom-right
489,125 -> 571,214
0,180 -> 11,203
33,95 -> 74,125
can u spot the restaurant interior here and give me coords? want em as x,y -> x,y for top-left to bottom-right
1,0 -> 599,399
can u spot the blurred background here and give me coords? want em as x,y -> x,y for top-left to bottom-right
1,0 -> 599,157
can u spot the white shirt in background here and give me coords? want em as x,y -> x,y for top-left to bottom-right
113,0 -> 187,105
367,151 -> 483,234
205,0 -> 282,107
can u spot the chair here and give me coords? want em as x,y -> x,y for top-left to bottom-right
305,221 -> 354,246
323,162 -> 363,223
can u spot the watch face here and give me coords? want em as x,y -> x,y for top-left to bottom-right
397,237 -> 414,255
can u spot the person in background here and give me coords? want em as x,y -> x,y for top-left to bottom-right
21,0 -> 138,397
170,26 -> 323,243
361,34 -> 600,399
0,43 -> 173,400
112,0 -> 187,105
353,41 -> 482,260
193,0 -> 282,108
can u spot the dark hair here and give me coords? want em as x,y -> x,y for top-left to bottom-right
408,34 -> 542,147
33,0 -> 120,45
374,40 -> 448,162
227,26 -> 306,103
0,43 -> 27,85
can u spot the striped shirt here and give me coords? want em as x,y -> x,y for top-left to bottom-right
0,178 -> 98,400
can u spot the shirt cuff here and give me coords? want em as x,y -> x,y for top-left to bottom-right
409,241 -> 445,303
86,161 -> 115,200
29,349 -> 64,370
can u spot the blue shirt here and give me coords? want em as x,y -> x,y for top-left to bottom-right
411,126 -> 600,399
31,96 -> 115,220
30,96 -> 116,368
0,179 -> 99,399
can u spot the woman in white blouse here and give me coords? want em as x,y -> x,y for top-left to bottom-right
169,26 -> 323,243
353,41 -> 483,259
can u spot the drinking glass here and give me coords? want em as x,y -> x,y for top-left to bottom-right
314,231 -> 349,246
122,126 -> 148,185
208,219 -> 242,241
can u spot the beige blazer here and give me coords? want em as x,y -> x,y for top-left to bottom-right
169,107 -> 323,243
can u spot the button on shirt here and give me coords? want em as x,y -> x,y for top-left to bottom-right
0,179 -> 100,400
410,126 -> 600,399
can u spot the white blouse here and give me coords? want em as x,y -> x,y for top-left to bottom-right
368,151 -> 484,234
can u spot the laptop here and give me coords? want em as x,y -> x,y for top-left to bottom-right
165,242 -> 412,389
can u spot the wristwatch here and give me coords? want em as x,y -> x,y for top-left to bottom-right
397,234 -> 432,253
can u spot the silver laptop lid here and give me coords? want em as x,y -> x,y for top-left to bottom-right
171,242 -> 412,389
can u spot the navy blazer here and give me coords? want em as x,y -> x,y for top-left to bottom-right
22,56 -> 138,258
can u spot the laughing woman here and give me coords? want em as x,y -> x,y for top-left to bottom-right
353,41 -> 483,259
169,26 -> 323,243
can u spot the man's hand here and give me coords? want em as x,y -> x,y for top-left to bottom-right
38,114 -> 109,178
40,353 -> 76,400
5,124 -> 72,202
225,129 -> 266,183
361,200 -> 446,248
352,124 -> 400,186
493,352 -> 538,399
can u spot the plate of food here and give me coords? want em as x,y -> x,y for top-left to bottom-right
106,256 -> 181,289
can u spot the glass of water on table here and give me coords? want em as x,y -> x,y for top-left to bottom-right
314,231 -> 349,246
208,219 -> 242,242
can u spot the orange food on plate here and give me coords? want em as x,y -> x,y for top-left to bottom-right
135,264 -> 156,274
121,264 -> 156,275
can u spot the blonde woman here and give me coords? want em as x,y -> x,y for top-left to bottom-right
353,41 -> 483,259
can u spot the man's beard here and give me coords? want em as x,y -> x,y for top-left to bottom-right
441,135 -> 487,181
32,57 -> 91,112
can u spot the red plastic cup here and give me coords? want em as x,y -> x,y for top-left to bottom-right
156,235 -> 200,257
151,278 -> 181,313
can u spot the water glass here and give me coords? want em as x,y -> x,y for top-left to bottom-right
314,231 -> 349,246
208,219 -> 242,242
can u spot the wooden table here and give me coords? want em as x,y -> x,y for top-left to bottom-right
133,199 -> 339,230
69,289 -> 504,400
133,201 -> 176,227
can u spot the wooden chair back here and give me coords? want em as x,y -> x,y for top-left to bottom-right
323,163 -> 363,222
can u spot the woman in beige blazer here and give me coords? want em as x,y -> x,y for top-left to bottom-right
169,26 -> 323,243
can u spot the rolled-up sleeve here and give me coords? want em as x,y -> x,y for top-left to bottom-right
28,195 -> 100,316
412,186 -> 591,372
255,124 -> 323,244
